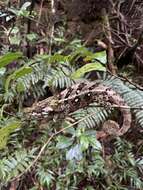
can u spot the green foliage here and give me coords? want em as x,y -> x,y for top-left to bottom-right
69,74 -> 143,130
71,62 -> 106,79
0,149 -> 36,184
83,50 -> 107,64
0,46 -> 143,189
71,102 -> 112,128
36,167 -> 55,188
103,75 -> 143,128
0,52 -> 23,68
8,1 -> 31,17
0,17 -> 143,189
0,119 -> 21,150
5,66 -> 33,93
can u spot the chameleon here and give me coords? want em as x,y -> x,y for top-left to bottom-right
24,81 -> 131,138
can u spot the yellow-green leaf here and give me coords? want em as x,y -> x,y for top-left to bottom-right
14,66 -> 33,79
5,66 -> 32,92
71,62 -> 106,79
16,81 -> 25,92
0,120 -> 21,150
84,51 -> 107,64
0,52 -> 23,68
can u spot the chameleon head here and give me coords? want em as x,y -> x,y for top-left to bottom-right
41,97 -> 60,114
23,96 -> 60,118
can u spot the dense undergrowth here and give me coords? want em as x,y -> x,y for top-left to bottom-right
0,1 -> 143,190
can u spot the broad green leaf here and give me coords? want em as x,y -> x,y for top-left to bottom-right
80,135 -> 89,150
66,144 -> 83,161
16,81 -> 25,93
0,52 -> 23,68
36,53 -> 69,64
89,136 -> 102,150
0,120 -> 21,150
48,53 -> 68,64
137,158 -> 143,166
14,67 -> 33,79
9,27 -> 20,45
10,26 -> 19,34
5,66 -> 32,92
56,136 -> 73,149
84,51 -> 107,64
0,67 -> 6,76
9,36 -> 21,45
11,2 -> 31,17
69,47 -> 92,62
70,39 -> 82,45
75,47 -> 92,56
62,121 -> 76,135
26,33 -> 37,41
71,62 -> 106,79
94,51 -> 107,64
20,2 -> 31,11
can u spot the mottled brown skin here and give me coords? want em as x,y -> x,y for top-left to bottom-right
24,81 -> 131,138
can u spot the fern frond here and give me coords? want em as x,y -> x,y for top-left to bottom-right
0,149 -> 36,184
36,167 -> 55,188
0,119 -> 21,150
44,63 -> 75,89
18,62 -> 47,93
69,74 -> 143,130
18,60 -> 74,100
102,75 -> 143,127
71,103 -> 112,129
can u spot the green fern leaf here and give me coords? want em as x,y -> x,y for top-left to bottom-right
0,149 -> 35,183
0,120 -> 21,150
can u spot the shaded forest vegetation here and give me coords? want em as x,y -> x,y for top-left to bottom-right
0,0 -> 143,189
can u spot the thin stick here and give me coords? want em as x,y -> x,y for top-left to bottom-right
102,8 -> 116,74
36,0 -> 44,28
107,70 -> 143,91
48,0 -> 56,55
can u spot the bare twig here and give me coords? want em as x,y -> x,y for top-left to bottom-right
48,0 -> 56,55
102,8 -> 116,74
107,70 -> 143,91
36,0 -> 44,28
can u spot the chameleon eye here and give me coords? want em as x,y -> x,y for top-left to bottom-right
87,93 -> 91,96
74,98 -> 79,102
76,90 -> 80,94
42,107 -> 53,112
